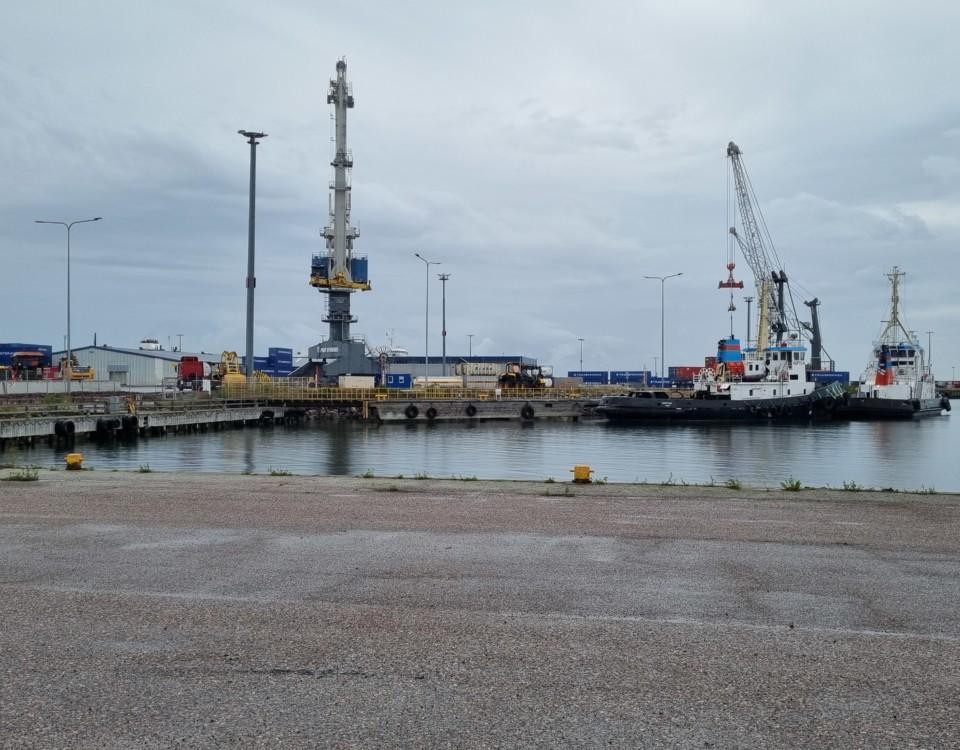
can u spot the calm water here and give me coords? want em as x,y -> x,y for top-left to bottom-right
8,404 -> 959,492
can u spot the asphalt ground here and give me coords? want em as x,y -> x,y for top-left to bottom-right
1,471 -> 959,748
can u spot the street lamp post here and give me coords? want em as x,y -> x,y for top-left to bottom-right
577,337 -> 584,372
414,253 -> 440,383
34,217 -> 103,393
238,129 -> 267,378
438,273 -> 450,376
644,272 -> 683,378
467,334 -> 474,359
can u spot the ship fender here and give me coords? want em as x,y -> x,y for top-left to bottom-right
520,404 -> 535,420
465,404 -> 477,417
941,397 -> 952,412
405,404 -> 419,420
912,399 -> 921,411
425,407 -> 438,421
822,396 -> 836,410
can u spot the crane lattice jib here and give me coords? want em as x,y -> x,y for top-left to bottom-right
727,142 -> 774,297
727,141 -> 797,346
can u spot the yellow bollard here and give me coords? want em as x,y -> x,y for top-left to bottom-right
570,465 -> 593,483
65,453 -> 83,471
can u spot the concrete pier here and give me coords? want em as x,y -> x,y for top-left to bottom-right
1,473 -> 958,747
0,406 -> 285,444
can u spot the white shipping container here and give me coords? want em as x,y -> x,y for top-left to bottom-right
455,362 -> 501,376
338,375 -> 376,389
414,376 -> 464,387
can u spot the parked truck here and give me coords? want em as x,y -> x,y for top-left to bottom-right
177,356 -> 212,390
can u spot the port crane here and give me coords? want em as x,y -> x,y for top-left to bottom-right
724,141 -> 810,355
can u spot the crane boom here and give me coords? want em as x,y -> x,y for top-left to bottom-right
726,141 -> 794,351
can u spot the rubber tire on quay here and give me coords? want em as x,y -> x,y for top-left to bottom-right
65,420 -> 75,436
405,404 -> 419,420
426,407 -> 438,420
465,404 -> 477,417
520,404 -> 535,420
822,396 -> 835,410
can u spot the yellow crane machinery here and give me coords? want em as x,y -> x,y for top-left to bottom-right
218,351 -> 246,386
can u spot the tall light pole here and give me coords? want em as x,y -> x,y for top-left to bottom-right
414,253 -> 440,382
644,272 -> 683,378
467,334 -> 474,359
438,273 -> 450,376
177,333 -> 183,352
238,129 -> 267,378
35,217 -> 103,393
577,337 -> 584,371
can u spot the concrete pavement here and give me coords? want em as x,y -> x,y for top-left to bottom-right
1,471 -> 958,747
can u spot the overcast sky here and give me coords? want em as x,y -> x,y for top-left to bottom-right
3,1 -> 959,377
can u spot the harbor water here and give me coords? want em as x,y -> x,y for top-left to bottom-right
7,404 -> 959,492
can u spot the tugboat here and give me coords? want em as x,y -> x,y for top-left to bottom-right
597,139 -> 843,423
596,335 -> 844,423
835,267 -> 950,419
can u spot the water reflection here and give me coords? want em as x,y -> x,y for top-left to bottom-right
8,406 -> 958,491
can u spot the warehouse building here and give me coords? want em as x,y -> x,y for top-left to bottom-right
52,345 -> 221,387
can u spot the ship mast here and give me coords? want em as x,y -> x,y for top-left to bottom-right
878,267 -> 914,344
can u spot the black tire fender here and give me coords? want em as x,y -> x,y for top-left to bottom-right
520,404 -> 535,420
822,396 -> 836,410
425,407 -> 438,420
465,404 -> 477,417
404,404 -> 419,420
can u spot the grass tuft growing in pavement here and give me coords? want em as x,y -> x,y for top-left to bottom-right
3,468 -> 39,482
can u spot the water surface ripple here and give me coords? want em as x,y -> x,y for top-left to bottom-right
9,403 -> 959,492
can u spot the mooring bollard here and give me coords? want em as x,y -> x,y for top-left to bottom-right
65,453 -> 84,471
570,465 -> 593,484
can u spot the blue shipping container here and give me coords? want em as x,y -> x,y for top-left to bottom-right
385,373 -> 412,389
610,371 -> 651,384
567,371 -> 609,385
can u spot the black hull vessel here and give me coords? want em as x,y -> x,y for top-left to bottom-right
597,383 -> 844,424
834,396 -> 950,420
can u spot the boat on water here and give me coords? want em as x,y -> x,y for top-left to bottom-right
834,267 -> 950,420
597,336 -> 845,423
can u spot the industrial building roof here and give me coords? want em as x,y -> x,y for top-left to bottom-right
52,345 -> 222,363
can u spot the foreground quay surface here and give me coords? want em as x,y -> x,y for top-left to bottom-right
1,473 -> 959,748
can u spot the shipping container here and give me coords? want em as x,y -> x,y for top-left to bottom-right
455,362 -> 501,376
567,371 -> 609,385
338,374 -> 376,389
385,373 -> 413,389
413,376 -> 463,388
610,370 -> 651,384
668,366 -> 702,380
0,343 -> 53,366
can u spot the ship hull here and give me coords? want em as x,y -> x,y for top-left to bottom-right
834,396 -> 948,420
596,391 -> 839,423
